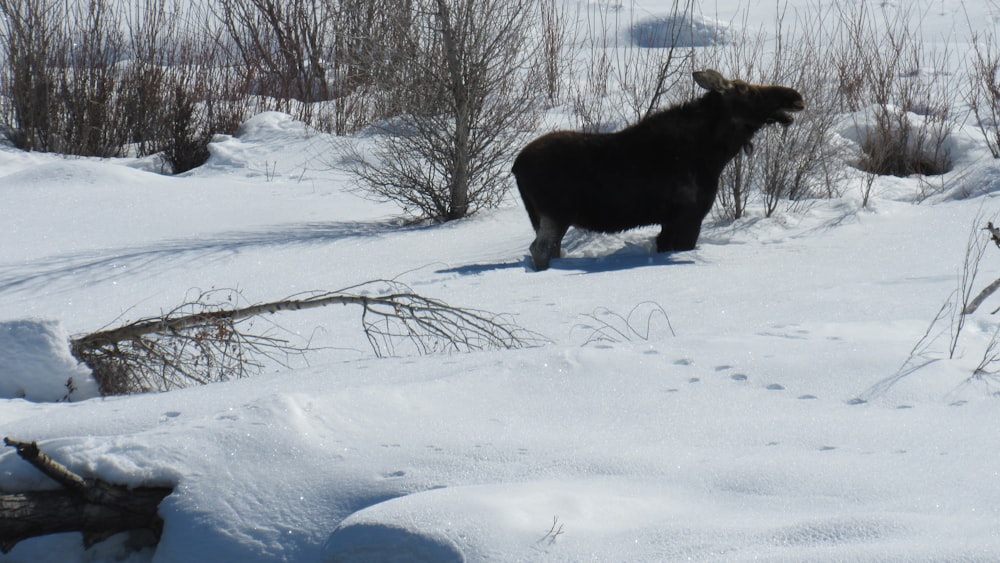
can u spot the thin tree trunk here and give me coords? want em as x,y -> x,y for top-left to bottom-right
435,0 -> 470,220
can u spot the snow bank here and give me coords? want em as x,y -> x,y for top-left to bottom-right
629,13 -> 728,48
0,319 -> 97,401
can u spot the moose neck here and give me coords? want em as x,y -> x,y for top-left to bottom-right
702,93 -> 769,165
637,93 -> 770,166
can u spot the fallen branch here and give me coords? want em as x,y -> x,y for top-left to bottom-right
0,438 -> 172,554
71,281 -> 545,395
963,277 -> 1000,315
962,222 -> 1000,315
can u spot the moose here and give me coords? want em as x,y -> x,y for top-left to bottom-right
512,69 -> 805,271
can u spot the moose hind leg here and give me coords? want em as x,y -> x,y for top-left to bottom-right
529,217 -> 567,271
657,217 -> 703,252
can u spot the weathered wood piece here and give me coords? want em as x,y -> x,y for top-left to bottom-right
1,438 -> 172,553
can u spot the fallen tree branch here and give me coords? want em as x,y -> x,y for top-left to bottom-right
962,222 -> 1000,315
1,438 -> 172,554
963,277 -> 1000,315
71,281 -> 545,395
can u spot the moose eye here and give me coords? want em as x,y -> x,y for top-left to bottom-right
734,82 -> 750,95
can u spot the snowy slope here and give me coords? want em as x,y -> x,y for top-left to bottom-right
3,1 -> 1000,561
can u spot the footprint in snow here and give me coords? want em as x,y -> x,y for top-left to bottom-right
159,411 -> 181,423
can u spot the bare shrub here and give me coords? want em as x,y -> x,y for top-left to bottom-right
966,28 -> 1000,158
618,0 -> 698,120
0,0 -> 131,156
326,0 -> 417,133
207,0 -> 416,134
58,0 -> 130,157
538,0 -> 574,105
573,302 -> 675,346
350,0 -> 544,222
212,0 -> 334,105
0,0 -> 250,168
0,0 -> 61,150
835,1 -> 954,184
710,3 -> 846,220
568,0 -> 699,132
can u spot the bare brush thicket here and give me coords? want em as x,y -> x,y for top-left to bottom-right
0,0 -> 243,171
705,1 -> 963,219
567,0 -> 698,133
967,29 -> 1000,159
708,5 -> 847,220
835,0 -> 955,196
0,0 -> 996,211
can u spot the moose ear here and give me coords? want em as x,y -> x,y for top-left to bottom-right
693,69 -> 732,92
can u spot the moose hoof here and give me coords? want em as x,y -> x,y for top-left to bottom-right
529,243 -> 553,271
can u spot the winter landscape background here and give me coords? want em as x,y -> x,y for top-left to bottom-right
3,0 -> 1000,561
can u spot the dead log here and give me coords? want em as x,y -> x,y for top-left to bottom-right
0,438 -> 172,553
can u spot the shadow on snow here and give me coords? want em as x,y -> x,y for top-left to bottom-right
0,218 -> 416,298
437,250 -> 694,276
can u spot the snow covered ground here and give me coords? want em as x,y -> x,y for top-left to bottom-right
3,0 -> 1000,561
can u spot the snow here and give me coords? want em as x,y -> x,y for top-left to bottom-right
0,320 -> 97,402
3,0 -> 1000,561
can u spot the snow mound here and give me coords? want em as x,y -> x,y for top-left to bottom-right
629,13 -> 728,48
0,319 -> 98,401
322,477 -> 990,561
200,111 -> 326,180
323,480 -> 702,561
323,523 -> 463,563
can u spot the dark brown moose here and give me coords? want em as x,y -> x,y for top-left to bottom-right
512,69 -> 805,271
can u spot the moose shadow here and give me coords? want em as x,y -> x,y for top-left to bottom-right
437,247 -> 694,276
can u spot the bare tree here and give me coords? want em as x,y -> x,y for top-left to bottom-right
350,0 -> 544,222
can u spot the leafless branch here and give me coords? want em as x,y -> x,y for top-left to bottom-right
71,281 -> 544,395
